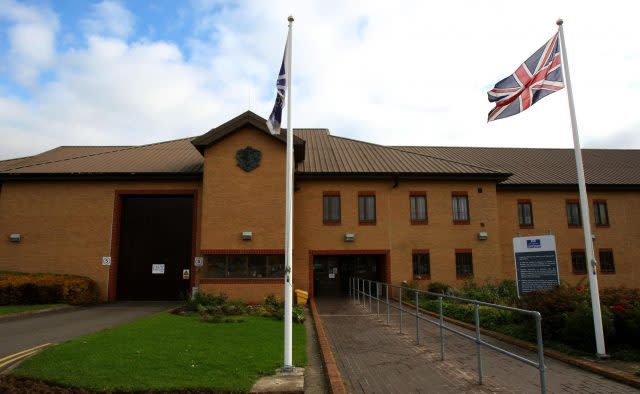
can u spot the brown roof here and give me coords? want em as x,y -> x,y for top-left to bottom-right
1,111 -> 638,187
394,146 -> 640,186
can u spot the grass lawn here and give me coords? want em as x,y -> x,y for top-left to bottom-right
0,304 -> 65,315
12,313 -> 306,392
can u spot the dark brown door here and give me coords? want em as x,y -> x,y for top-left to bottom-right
117,195 -> 193,300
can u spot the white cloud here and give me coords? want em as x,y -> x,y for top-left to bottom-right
0,0 -> 639,160
0,0 -> 58,86
82,1 -> 134,39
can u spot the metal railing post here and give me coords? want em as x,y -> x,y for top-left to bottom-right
368,280 -> 372,312
474,303 -> 483,385
535,313 -> 546,394
439,296 -> 445,361
376,282 -> 380,317
386,284 -> 390,325
356,278 -> 359,304
415,289 -> 420,344
399,286 -> 403,333
349,276 -> 352,300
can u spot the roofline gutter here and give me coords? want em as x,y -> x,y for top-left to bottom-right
294,171 -> 512,182
497,183 -> 640,191
0,172 -> 203,181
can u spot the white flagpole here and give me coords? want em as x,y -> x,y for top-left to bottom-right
283,14 -> 294,371
556,19 -> 607,358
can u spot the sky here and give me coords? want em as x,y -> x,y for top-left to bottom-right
0,0 -> 639,160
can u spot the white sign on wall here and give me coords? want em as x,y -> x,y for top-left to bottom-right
152,264 -> 165,274
194,256 -> 204,267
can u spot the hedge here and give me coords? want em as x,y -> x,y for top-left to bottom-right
0,272 -> 99,305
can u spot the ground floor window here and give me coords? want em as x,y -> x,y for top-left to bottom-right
599,249 -> 615,273
455,250 -> 473,278
412,251 -> 430,279
571,250 -> 587,274
204,254 -> 284,278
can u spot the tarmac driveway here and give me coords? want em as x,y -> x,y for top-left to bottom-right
0,301 -> 177,369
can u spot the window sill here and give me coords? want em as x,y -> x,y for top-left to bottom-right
411,220 -> 428,225
456,275 -> 473,280
571,271 -> 587,275
599,270 -> 616,275
323,221 -> 341,226
453,220 -> 470,225
519,224 -> 534,229
568,224 -> 582,229
359,221 -> 377,226
595,224 -> 610,228
413,275 -> 431,280
200,278 -> 283,284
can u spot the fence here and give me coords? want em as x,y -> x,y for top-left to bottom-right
350,277 -> 547,394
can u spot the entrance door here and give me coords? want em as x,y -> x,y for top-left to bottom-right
116,195 -> 193,300
313,254 -> 385,297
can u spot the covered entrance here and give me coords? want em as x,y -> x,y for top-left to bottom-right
114,194 -> 195,300
312,253 -> 386,297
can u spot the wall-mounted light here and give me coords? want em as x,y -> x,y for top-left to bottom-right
9,234 -> 21,243
241,231 -> 253,241
477,231 -> 488,240
344,233 -> 355,242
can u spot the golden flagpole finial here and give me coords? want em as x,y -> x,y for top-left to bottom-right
556,18 -> 563,26
288,15 -> 294,22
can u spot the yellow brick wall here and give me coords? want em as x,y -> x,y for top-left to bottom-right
497,189 -> 640,288
0,180 -> 201,300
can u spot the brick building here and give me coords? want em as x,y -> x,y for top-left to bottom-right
1,111 -> 638,302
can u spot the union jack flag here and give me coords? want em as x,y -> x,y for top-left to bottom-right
487,33 -> 564,122
267,31 -> 290,135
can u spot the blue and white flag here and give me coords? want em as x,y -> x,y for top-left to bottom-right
267,33 -> 289,135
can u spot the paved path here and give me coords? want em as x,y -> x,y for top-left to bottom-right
316,297 -> 639,394
0,301 -> 176,370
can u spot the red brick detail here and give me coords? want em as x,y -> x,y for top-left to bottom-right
200,249 -> 284,255
310,299 -> 348,394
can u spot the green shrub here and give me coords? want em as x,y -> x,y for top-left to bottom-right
459,280 -> 518,306
563,302 -> 615,350
185,292 -> 227,312
520,285 -> 584,338
427,282 -> 451,294
222,299 -> 248,316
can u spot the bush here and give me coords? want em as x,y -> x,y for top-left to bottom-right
0,272 -> 99,305
520,284 -> 584,338
563,302 -> 615,350
427,282 -> 451,294
459,280 -> 518,306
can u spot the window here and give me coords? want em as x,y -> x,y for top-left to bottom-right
323,192 -> 341,224
599,249 -> 615,273
571,250 -> 587,274
203,254 -> 284,278
594,200 -> 609,227
412,251 -> 430,278
452,193 -> 470,224
455,250 -> 473,278
517,200 -> 534,227
358,192 -> 376,224
410,192 -> 427,224
566,200 -> 581,226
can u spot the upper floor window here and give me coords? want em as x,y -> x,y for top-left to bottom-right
323,192 -> 341,224
517,199 -> 534,227
571,250 -> 587,274
599,249 -> 615,274
410,192 -> 427,224
452,192 -> 470,224
455,250 -> 473,278
593,200 -> 609,227
566,200 -> 581,227
412,251 -> 431,278
358,192 -> 376,224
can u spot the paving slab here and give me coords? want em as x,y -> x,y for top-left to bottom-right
316,297 -> 639,394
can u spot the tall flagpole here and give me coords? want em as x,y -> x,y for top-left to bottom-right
283,14 -> 295,371
556,19 -> 607,358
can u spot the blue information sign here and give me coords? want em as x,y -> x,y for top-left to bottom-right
513,235 -> 560,297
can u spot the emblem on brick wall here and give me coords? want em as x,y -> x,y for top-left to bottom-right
236,146 -> 262,172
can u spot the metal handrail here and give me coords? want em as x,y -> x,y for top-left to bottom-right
349,277 -> 546,394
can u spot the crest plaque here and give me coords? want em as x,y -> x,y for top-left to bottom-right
236,146 -> 262,172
